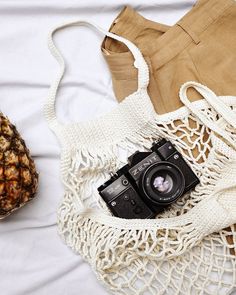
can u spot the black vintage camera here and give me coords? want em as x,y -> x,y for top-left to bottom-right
98,139 -> 199,219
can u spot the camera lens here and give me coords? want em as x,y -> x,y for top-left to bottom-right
140,162 -> 185,205
152,173 -> 173,194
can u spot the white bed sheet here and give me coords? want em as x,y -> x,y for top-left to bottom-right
0,1 -> 198,294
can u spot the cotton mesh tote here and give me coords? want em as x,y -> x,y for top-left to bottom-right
44,21 -> 236,295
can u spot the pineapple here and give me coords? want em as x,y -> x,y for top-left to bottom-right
0,113 -> 38,219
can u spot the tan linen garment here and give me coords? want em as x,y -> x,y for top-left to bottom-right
102,0 -> 236,114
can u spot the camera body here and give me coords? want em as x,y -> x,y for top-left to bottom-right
98,139 -> 199,219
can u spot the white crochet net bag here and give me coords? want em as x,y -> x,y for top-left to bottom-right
44,21 -> 236,295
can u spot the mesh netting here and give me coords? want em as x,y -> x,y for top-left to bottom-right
57,91 -> 236,295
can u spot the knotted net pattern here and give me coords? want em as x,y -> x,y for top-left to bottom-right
57,91 -> 236,295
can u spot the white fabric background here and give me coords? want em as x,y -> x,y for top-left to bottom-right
0,1 -> 202,294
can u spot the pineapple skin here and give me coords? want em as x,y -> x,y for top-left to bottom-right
0,114 -> 38,219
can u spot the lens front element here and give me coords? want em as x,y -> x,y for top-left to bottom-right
153,173 -> 173,194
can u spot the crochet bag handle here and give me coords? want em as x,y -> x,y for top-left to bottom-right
44,20 -> 149,131
179,81 -> 236,150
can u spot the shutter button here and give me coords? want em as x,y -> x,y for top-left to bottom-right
122,179 -> 129,186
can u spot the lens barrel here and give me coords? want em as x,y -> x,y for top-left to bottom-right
141,162 -> 185,205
